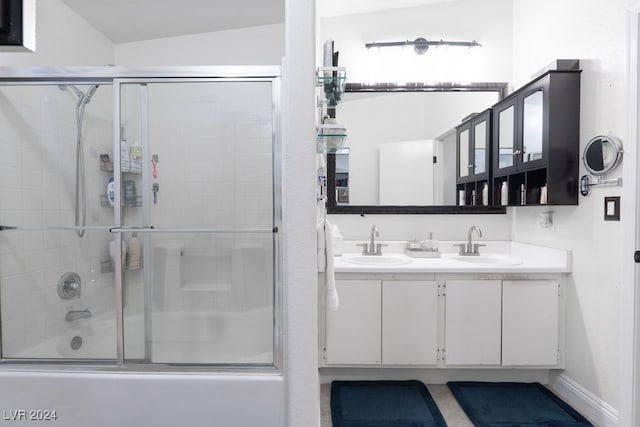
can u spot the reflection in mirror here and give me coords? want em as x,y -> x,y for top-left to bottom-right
474,121 -> 486,174
583,135 -> 623,176
498,105 -> 515,169
459,129 -> 470,179
335,150 -> 349,204
330,87 -> 504,209
522,90 -> 544,163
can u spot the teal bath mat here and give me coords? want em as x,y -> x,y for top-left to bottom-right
447,382 -> 593,426
330,380 -> 446,426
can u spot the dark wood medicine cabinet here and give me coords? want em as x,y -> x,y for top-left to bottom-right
455,70 -> 581,207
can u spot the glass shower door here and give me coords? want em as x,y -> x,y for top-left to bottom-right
0,82 -> 117,361
117,79 -> 277,365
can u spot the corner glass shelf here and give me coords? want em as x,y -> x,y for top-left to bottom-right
317,135 -> 348,153
317,66 -> 346,86
317,66 -> 346,107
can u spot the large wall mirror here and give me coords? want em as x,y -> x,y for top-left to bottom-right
327,82 -> 509,214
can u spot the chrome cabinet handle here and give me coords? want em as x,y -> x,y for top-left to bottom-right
513,150 -> 522,155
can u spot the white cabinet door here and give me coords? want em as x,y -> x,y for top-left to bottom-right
325,280 -> 381,365
444,280 -> 502,366
502,280 -> 559,366
382,281 -> 438,365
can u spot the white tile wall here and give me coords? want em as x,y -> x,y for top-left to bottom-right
143,81 -> 275,314
147,81 -> 273,231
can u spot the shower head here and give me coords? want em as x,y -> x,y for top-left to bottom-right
58,84 -> 84,100
84,85 -> 99,104
58,84 -> 99,105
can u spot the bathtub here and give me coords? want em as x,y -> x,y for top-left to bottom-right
4,307 -> 282,426
0,370 -> 284,426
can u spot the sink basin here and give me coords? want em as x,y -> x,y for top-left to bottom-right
341,254 -> 412,266
449,254 -> 523,266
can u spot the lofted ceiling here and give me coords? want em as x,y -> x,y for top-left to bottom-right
59,0 -> 286,44
59,0 -> 453,44
317,0 -> 455,18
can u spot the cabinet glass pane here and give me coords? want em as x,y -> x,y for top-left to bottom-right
459,129 -> 469,178
522,90 -> 543,163
474,121 -> 486,174
498,106 -> 514,169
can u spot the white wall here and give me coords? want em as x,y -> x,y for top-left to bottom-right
510,0 -> 636,411
115,24 -> 284,66
322,1 -> 515,243
284,0 -> 320,425
330,213 -> 512,242
0,0 -> 114,66
320,0 -> 513,83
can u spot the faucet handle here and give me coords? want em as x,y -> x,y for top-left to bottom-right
356,243 -> 369,255
472,243 -> 486,254
453,243 -> 466,255
375,243 -> 388,254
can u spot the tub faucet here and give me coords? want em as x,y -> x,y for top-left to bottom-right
455,225 -> 486,256
357,225 -> 386,255
65,308 -> 92,321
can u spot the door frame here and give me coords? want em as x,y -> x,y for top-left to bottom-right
622,5 -> 640,426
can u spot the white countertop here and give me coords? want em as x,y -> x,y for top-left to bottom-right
333,241 -> 571,274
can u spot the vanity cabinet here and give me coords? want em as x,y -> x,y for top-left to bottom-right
502,280 -> 560,366
382,280 -> 439,365
324,279 -> 439,366
444,280 -> 502,366
325,280 -> 381,365
491,70 -> 580,206
456,109 -> 492,206
443,279 -> 560,367
323,276 -> 563,368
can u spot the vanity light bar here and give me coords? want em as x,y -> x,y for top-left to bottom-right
365,38 -> 481,55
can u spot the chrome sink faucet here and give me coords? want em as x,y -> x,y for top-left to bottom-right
357,225 -> 386,255
455,225 -> 486,256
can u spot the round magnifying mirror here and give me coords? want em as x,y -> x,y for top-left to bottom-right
582,135 -> 623,176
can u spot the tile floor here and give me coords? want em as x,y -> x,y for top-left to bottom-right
320,383 -> 474,426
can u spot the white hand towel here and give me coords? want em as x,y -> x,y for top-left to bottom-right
317,220 -> 326,273
324,219 -> 339,311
